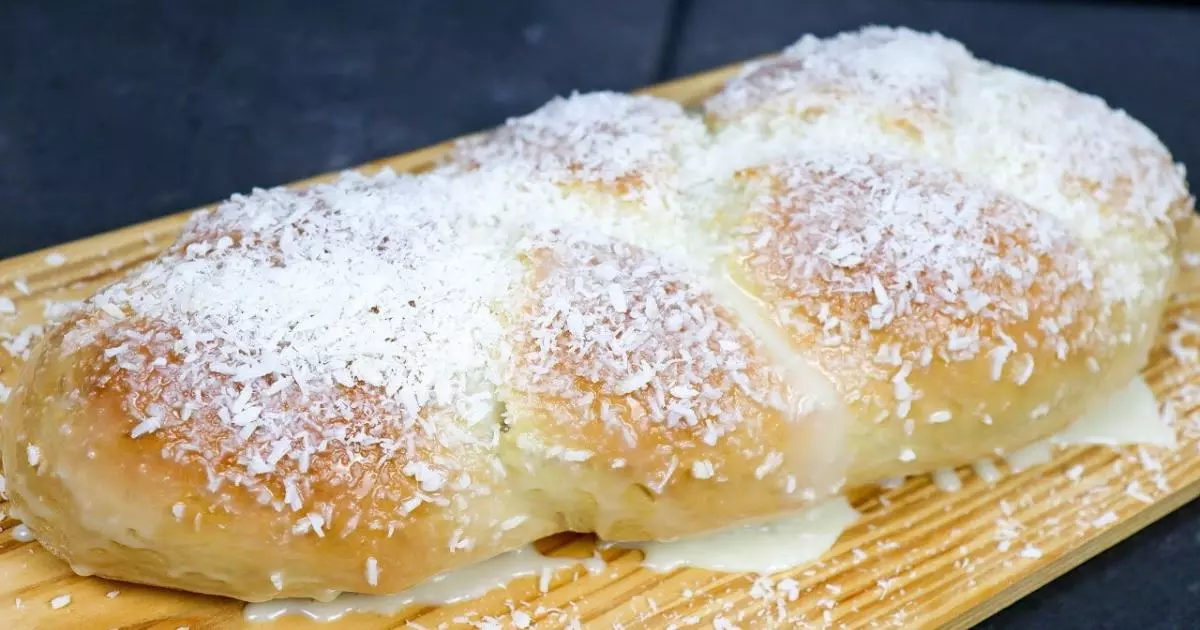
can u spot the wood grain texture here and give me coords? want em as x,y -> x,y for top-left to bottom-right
2,62 -> 1199,630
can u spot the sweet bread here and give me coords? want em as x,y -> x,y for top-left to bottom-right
1,26 -> 1191,602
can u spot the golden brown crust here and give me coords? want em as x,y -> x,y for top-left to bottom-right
3,312 -> 555,601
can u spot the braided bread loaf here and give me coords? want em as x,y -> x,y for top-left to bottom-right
1,27 -> 1191,602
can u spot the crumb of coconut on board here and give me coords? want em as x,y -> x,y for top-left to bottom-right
744,576 -> 807,625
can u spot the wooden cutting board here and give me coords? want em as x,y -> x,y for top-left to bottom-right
2,61 -> 1199,630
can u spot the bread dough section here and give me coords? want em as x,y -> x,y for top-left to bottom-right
498,237 -> 851,541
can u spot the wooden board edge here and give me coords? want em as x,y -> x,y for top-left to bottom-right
939,476 -> 1200,629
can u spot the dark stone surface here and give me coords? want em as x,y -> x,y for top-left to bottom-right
0,0 -> 671,257
2,1 -> 1200,627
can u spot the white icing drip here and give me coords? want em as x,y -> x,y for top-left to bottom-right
1004,376 -> 1172,474
627,497 -> 857,574
578,553 -> 607,576
11,524 -> 34,543
243,545 -> 592,623
1050,377 -> 1175,448
972,459 -> 1002,484
932,468 -> 962,492
1004,441 -> 1054,473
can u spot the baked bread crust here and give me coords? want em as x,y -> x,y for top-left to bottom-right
1,27 -> 1191,602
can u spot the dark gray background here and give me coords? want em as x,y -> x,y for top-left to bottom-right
2,1 -> 1199,627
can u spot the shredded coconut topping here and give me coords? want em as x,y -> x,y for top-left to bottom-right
450,91 -> 707,192
506,236 -> 788,489
708,26 -> 1190,310
60,91 -> 736,525
74,169 -> 524,517
732,152 -> 1095,371
707,26 -> 971,123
